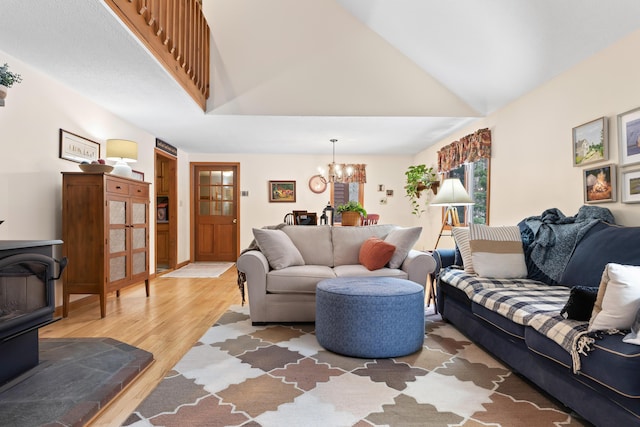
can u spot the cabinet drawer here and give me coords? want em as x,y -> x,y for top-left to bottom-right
106,180 -> 130,195
129,183 -> 149,198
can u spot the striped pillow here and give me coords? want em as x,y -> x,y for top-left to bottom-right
469,224 -> 527,278
451,227 -> 475,274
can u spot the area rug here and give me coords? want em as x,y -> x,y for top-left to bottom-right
124,305 -> 588,426
160,262 -> 234,278
0,337 -> 153,427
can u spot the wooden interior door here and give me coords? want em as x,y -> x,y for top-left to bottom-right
193,163 -> 239,262
155,150 -> 177,271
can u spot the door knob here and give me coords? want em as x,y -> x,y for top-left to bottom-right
233,219 -> 237,224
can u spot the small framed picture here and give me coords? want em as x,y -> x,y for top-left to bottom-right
617,106 -> 640,166
572,117 -> 608,166
269,180 -> 296,202
621,168 -> 640,204
131,170 -> 145,181
583,163 -> 616,204
386,189 -> 394,196
59,129 -> 100,163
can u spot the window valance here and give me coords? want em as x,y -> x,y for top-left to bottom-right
329,164 -> 367,184
437,128 -> 492,173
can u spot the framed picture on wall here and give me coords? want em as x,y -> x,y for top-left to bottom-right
621,168 -> 640,203
583,163 -> 616,204
618,106 -> 640,166
269,180 -> 296,202
59,129 -> 100,163
572,117 -> 608,166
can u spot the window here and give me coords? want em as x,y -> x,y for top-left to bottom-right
331,182 -> 364,223
446,158 -> 490,225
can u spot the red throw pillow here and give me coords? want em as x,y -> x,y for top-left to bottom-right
359,237 -> 396,271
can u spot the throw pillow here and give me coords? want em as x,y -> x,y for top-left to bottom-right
252,228 -> 305,270
359,237 -> 396,271
560,286 -> 599,321
384,226 -> 422,269
468,224 -> 527,279
623,307 -> 640,345
589,263 -> 640,331
451,227 -> 475,274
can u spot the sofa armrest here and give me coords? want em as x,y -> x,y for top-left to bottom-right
401,250 -> 436,287
433,249 -> 457,276
236,251 -> 270,320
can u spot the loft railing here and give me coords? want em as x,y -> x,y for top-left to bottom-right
105,0 -> 210,110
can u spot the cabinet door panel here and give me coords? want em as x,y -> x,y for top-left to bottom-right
109,200 -> 127,224
132,202 -> 146,225
132,252 -> 146,275
132,228 -> 146,250
110,255 -> 127,281
110,229 -> 126,253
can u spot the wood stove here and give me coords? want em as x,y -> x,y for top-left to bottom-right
0,240 -> 64,385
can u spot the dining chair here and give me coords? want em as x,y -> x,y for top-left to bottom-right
362,214 -> 380,225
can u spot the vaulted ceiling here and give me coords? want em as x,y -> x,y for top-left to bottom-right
1,0 -> 640,155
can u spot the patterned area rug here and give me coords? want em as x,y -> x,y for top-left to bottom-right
160,262 -> 234,278
124,305 -> 588,426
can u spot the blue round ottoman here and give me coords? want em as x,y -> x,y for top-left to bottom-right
315,277 -> 425,358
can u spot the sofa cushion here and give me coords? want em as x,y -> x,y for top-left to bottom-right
589,263 -> 640,331
252,228 -> 304,270
384,226 -> 422,268
560,286 -> 598,321
623,307 -> 640,345
359,237 -> 396,270
333,264 -> 407,280
469,224 -> 527,279
561,222 -> 640,288
451,227 -> 475,274
332,224 -> 396,266
266,265 -> 336,293
282,225 -> 334,266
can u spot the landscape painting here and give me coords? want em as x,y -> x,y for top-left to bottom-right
573,117 -> 608,166
618,107 -> 640,166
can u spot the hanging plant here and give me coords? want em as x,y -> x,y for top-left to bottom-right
404,164 -> 438,216
0,63 -> 23,103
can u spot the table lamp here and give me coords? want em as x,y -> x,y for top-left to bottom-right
106,139 -> 138,178
429,178 -> 474,248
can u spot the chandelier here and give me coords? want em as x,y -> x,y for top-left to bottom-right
320,139 -> 353,183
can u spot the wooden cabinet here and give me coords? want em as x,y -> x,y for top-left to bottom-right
61,172 -> 150,318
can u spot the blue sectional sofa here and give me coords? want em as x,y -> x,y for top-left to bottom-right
435,211 -> 640,427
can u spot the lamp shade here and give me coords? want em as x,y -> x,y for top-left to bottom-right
429,178 -> 474,206
106,139 -> 138,162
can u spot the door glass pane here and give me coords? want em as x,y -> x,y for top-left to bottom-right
109,200 -> 126,224
132,203 -> 146,224
211,171 -> 222,185
200,186 -> 210,200
110,229 -> 126,253
199,201 -> 209,215
222,201 -> 233,216
223,186 -> 233,200
212,202 -> 221,215
199,171 -> 210,185
132,228 -> 146,250
110,255 -> 126,281
132,252 -> 146,275
222,171 -> 233,185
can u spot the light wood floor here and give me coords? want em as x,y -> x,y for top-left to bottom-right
39,265 -> 240,427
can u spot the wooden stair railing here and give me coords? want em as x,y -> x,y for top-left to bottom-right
105,0 -> 210,110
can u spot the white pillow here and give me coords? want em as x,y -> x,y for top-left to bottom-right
451,227 -> 475,274
252,228 -> 305,270
468,224 -> 527,279
384,227 -> 422,269
589,263 -> 640,331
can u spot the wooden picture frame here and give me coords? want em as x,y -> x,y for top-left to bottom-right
621,168 -> 640,204
59,129 -> 100,163
617,106 -> 640,166
269,180 -> 296,202
584,163 -> 616,204
572,117 -> 608,166
131,170 -> 145,181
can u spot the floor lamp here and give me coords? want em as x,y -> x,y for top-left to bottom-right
430,178 -> 474,249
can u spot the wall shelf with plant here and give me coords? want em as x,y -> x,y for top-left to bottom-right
404,164 -> 439,216
0,63 -> 23,106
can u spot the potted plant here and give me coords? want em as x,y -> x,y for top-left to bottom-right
404,164 -> 439,216
336,200 -> 367,226
0,63 -> 23,101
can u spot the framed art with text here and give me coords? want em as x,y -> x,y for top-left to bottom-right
269,180 -> 296,202
618,107 -> 640,166
59,129 -> 100,163
572,117 -> 608,166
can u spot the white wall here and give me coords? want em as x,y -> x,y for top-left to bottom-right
186,153 -> 416,250
0,51 -> 159,306
414,28 -> 640,251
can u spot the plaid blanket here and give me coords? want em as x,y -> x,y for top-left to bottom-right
441,268 -> 590,372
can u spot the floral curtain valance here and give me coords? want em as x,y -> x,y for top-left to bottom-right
329,163 -> 367,184
437,128 -> 491,173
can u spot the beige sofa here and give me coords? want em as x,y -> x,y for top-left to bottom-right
236,224 -> 436,324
